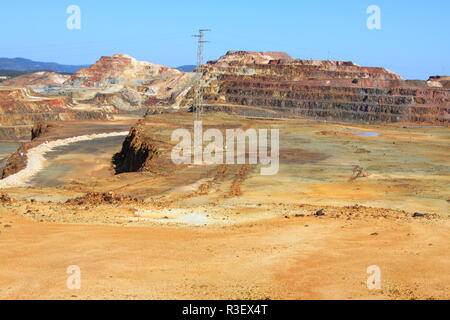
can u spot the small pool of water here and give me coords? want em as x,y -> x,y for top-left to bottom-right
351,132 -> 381,137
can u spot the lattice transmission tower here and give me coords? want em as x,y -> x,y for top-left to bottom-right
192,29 -> 211,119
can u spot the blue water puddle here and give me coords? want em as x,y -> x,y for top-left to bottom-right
351,132 -> 381,137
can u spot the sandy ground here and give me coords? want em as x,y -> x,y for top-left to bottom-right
0,114 -> 449,300
0,203 -> 449,300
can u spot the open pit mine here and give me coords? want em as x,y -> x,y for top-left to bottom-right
0,51 -> 449,300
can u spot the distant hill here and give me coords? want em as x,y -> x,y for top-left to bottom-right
0,58 -> 90,74
175,65 -> 196,72
0,70 -> 30,77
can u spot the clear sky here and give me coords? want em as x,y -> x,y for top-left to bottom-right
1,0 -> 448,79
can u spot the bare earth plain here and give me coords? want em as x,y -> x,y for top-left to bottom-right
0,113 -> 449,300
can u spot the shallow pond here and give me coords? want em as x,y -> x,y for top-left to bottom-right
351,132 -> 381,137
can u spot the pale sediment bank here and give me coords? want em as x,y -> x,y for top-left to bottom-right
0,131 -> 129,189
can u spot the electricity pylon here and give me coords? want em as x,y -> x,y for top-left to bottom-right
192,29 -> 211,119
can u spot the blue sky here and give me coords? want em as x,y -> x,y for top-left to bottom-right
0,0 -> 448,79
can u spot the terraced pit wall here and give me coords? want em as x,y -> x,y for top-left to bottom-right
0,88 -> 109,140
183,60 -> 450,123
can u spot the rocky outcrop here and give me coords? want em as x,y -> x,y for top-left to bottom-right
207,51 -> 293,67
429,76 -> 450,89
31,122 -> 58,140
66,54 -> 181,88
113,125 -> 176,175
1,71 -> 70,87
76,88 -> 146,111
75,73 -> 197,110
65,192 -> 141,206
183,51 -> 450,124
58,54 -> 197,111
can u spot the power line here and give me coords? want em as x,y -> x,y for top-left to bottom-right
192,29 -> 211,119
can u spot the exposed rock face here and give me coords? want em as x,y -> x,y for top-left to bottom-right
73,73 -> 198,111
183,51 -> 450,123
1,71 -> 70,87
61,54 -> 197,111
207,51 -> 293,67
76,88 -> 145,112
135,72 -> 198,107
113,125 -> 176,175
31,122 -> 57,140
66,54 -> 182,88
0,88 -> 108,139
429,76 -> 450,89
